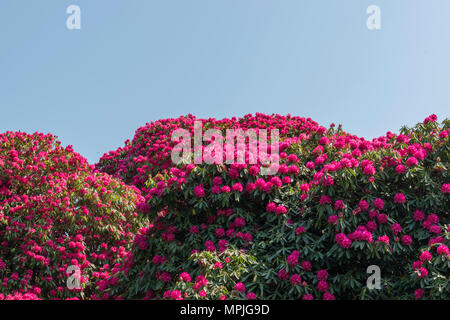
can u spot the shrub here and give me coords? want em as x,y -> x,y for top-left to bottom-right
0,132 -> 145,299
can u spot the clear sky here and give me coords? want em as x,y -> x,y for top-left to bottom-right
0,1 -> 449,164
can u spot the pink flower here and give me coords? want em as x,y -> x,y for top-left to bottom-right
278,269 -> 289,280
419,251 -> 432,261
302,294 -> 314,300
393,193 -> 406,204
215,228 -> 225,238
322,292 -> 335,300
190,225 -> 199,234
406,157 -> 418,167
377,214 -> 388,224
401,235 -> 412,246
301,260 -> 312,271
328,215 -> 338,224
391,223 -> 402,235
179,272 -> 191,282
413,210 -> 425,221
414,289 -> 423,299
395,165 -> 406,174
363,165 -> 376,175
317,281 -> 329,292
296,226 -> 306,235
317,269 -> 328,281
246,292 -> 257,300
290,274 -> 302,286
275,205 -> 287,215
358,200 -> 369,211
442,183 -> 450,194
373,198 -> 384,210
232,183 -> 243,192
287,250 -> 300,266
417,267 -> 428,279
334,200 -> 345,210
320,195 -> 332,205
437,245 -> 449,255
266,202 -> 276,212
212,176 -> 223,185
193,185 -> 205,198
376,235 -> 390,245
234,282 -> 246,293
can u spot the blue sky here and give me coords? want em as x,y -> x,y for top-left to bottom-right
0,1 -> 449,164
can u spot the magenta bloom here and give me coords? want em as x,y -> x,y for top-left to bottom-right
322,292 -> 335,300
401,235 -> 412,246
442,183 -> 450,194
290,274 -> 302,286
232,183 -> 243,192
266,202 -> 276,212
317,280 -> 329,292
179,272 -> 191,282
419,251 -> 432,261
317,269 -> 328,281
234,282 -> 246,293
246,292 -> 257,300
437,245 -> 449,255
395,165 -> 406,174
373,198 -> 384,210
406,157 -> 418,167
275,205 -> 287,215
193,185 -> 205,198
414,289 -> 423,299
393,193 -> 406,204
358,200 -> 369,211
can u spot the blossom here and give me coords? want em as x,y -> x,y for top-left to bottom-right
295,226 -> 306,235
317,281 -> 329,292
179,272 -> 191,282
395,165 -> 406,174
290,274 -> 302,286
358,200 -> 369,211
413,210 -> 425,221
373,198 -> 384,210
419,251 -> 432,261
406,157 -> 418,167
442,183 -> 450,194
232,183 -> 243,192
414,289 -> 423,299
391,223 -> 402,235
322,292 -> 335,300
287,250 -> 300,266
317,270 -> 328,281
275,205 -> 287,215
401,235 -> 412,246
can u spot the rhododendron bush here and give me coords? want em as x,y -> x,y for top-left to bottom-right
0,132 -> 145,300
94,114 -> 449,300
0,114 -> 448,300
